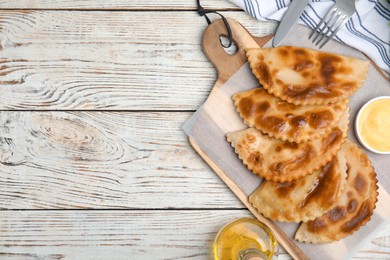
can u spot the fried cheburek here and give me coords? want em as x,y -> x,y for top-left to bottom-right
233,88 -> 348,143
226,109 -> 349,182
246,46 -> 369,105
249,149 -> 347,223
295,140 -> 378,243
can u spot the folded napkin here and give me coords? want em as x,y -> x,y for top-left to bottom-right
228,0 -> 390,73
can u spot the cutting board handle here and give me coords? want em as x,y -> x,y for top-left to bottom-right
201,18 -> 272,85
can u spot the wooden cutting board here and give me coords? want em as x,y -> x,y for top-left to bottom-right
189,18 -> 308,260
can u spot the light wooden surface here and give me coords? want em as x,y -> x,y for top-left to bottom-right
0,1 -> 389,259
0,10 -> 274,110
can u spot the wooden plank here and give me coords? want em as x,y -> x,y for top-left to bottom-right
0,11 -> 277,110
0,111 -> 242,209
0,0 -> 239,10
0,210 -> 253,259
0,210 -> 388,259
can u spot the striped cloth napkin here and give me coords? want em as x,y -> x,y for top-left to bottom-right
228,0 -> 390,73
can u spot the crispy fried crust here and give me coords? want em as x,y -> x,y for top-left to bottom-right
233,88 -> 348,143
249,149 -> 347,223
226,109 -> 349,182
246,46 -> 369,105
295,139 -> 379,243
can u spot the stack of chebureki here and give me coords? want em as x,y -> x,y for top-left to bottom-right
226,46 -> 378,243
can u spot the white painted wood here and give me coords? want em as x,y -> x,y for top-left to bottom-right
0,11 -> 277,110
0,0 -> 239,9
0,3 -> 387,259
0,210 -> 388,259
0,210 -> 253,259
0,111 -> 243,209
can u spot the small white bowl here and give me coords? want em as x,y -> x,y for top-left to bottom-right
355,96 -> 390,155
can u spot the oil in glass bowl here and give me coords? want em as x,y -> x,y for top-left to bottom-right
212,218 -> 277,260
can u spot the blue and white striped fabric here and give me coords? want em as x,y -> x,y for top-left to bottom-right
228,0 -> 390,73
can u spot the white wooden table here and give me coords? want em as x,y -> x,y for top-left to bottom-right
0,1 -> 389,259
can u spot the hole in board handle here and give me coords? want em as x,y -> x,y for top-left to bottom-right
220,35 -> 237,56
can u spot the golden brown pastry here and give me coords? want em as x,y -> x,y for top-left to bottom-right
226,109 -> 349,182
249,149 -> 347,222
233,88 -> 348,143
246,46 -> 369,105
295,139 -> 378,243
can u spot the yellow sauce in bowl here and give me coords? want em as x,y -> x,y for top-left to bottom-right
357,97 -> 390,153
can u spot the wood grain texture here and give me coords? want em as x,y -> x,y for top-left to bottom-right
0,11 -> 276,110
0,111 -> 242,209
0,210 -> 388,259
0,3 -> 388,259
202,18 -> 273,86
0,0 -> 239,10
0,210 -> 253,259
